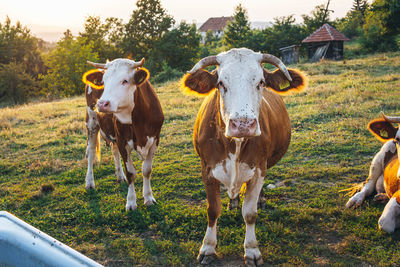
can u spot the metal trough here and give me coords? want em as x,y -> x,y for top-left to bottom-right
0,211 -> 103,267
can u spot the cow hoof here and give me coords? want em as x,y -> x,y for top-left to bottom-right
373,193 -> 389,204
116,173 -> 127,183
197,253 -> 217,265
228,196 -> 240,210
125,204 -> 137,211
144,198 -> 156,206
345,192 -> 365,209
244,255 -> 264,267
85,184 -> 95,190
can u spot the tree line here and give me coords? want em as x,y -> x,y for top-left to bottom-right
0,0 -> 399,105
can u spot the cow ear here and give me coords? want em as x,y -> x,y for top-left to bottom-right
368,119 -> 398,142
181,69 -> 218,96
264,68 -> 307,95
134,67 -> 150,85
82,69 -> 104,89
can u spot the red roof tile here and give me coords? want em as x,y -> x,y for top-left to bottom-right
302,23 -> 350,43
199,17 -> 234,32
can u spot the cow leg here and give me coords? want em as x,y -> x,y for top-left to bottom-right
85,121 -> 99,190
257,187 -> 266,210
198,176 -> 221,265
242,174 -> 264,267
111,142 -> 126,182
118,141 -> 137,211
374,175 -> 389,204
346,156 -> 387,209
142,141 -> 157,206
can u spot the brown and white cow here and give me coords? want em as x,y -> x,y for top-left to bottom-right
346,112 -> 400,233
182,48 -> 306,266
83,58 -> 164,210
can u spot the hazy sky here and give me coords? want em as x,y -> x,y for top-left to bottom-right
1,0 -> 357,30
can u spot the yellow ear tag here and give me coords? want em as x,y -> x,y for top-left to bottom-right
380,129 -> 389,139
82,69 -> 104,90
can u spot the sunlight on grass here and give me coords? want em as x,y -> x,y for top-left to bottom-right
1,52 -> 400,265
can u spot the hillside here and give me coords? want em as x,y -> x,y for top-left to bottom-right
1,52 -> 400,266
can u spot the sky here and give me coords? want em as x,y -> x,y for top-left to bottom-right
1,0 -> 359,41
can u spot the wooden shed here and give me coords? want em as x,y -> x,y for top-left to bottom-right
279,45 -> 300,65
302,23 -> 350,62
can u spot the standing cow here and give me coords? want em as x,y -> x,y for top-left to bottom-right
346,112 -> 400,233
82,58 -> 164,210
182,48 -> 306,266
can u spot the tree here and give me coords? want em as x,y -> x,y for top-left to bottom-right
122,0 -> 174,66
79,16 -> 124,61
0,62 -> 38,104
223,4 -> 251,49
302,0 -> 334,35
352,0 -> 369,18
361,0 -> 400,51
155,22 -> 201,72
246,15 -> 306,56
40,34 -> 99,97
0,17 -> 45,77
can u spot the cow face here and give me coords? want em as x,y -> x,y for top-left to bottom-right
83,58 -> 149,124
183,48 -> 306,138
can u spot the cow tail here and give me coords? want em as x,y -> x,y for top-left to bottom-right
95,130 -> 101,163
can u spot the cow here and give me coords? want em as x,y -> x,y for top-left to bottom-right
346,112 -> 400,233
182,48 -> 307,266
82,58 -> 164,211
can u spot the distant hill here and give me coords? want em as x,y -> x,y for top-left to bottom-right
29,24 -> 80,43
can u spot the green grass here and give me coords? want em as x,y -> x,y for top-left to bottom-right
1,51 -> 400,266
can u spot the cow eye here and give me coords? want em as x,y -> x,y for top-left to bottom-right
218,81 -> 227,93
122,79 -> 128,85
257,80 -> 265,90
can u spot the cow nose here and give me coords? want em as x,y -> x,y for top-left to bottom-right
97,100 -> 111,112
228,118 -> 257,138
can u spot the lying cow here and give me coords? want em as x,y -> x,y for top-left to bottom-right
82,58 -> 164,210
182,48 -> 306,266
346,112 -> 400,233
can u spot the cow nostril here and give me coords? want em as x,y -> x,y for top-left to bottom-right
104,101 -> 110,107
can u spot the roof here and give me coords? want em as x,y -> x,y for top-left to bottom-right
302,23 -> 350,43
199,17 -> 233,32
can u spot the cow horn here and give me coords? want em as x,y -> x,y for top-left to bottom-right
260,54 -> 292,81
87,61 -> 107,69
381,111 -> 400,123
188,56 -> 218,74
132,58 -> 145,68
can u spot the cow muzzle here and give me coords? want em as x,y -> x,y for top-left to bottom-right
227,117 -> 258,138
97,100 -> 111,113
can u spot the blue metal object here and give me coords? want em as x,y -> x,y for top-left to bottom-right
0,211 -> 103,267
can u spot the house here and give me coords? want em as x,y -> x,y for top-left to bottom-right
198,16 -> 233,39
302,23 -> 350,62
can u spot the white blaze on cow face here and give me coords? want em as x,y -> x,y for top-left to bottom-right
97,59 -> 140,124
216,48 -> 264,138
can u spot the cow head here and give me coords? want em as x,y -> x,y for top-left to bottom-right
83,58 -> 149,124
183,48 -> 306,138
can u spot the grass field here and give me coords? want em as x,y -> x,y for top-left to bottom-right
1,51 -> 400,266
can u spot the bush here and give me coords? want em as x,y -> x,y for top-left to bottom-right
0,62 -> 38,105
152,62 -> 183,84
